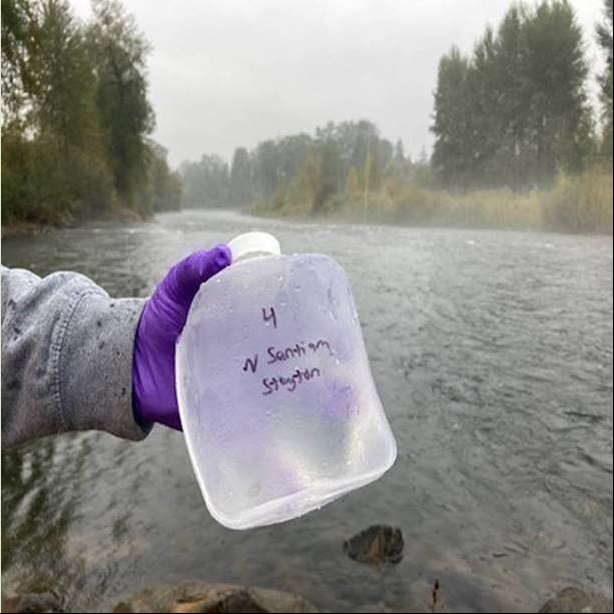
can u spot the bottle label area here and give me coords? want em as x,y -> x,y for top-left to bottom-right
241,307 -> 335,395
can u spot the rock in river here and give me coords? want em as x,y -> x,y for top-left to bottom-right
343,525 -> 404,567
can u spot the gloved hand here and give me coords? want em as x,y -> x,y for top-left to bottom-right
133,246 -> 232,430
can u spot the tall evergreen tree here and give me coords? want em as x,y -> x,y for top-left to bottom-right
87,0 -> 154,203
431,46 -> 472,187
1,0 -> 39,123
596,0 -> 613,157
229,147 -> 251,206
35,0 -> 100,152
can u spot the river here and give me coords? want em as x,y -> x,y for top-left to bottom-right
2,209 -> 612,612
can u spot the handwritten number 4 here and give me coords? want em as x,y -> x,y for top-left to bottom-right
243,307 -> 277,375
262,307 -> 277,329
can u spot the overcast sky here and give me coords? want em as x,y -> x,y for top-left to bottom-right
71,0 -> 606,167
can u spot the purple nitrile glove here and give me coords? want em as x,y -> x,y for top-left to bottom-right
133,246 -> 232,430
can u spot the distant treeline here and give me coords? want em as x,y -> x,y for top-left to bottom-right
179,120 -> 424,212
181,0 -> 612,233
1,0 -> 182,226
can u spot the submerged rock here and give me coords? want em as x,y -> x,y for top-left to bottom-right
538,586 -> 613,613
343,525 -> 404,567
112,582 -> 318,613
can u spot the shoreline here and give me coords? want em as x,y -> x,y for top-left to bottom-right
1,220 -> 47,239
1,207 -> 153,240
3,205 -> 613,239
248,207 -> 614,237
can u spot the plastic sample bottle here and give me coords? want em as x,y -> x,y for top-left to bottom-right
176,232 -> 396,529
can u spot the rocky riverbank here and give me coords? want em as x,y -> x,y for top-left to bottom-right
2,583 -> 612,613
2,528 -> 611,613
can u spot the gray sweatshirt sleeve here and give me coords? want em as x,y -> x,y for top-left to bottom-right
1,265 -> 152,449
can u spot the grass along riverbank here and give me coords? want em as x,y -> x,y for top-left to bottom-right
252,167 -> 613,234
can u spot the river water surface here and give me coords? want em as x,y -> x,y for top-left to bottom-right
2,209 -> 612,612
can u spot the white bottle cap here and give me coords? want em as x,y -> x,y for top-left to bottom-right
228,231 -> 281,264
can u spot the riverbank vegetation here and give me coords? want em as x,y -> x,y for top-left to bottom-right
250,165 -> 613,233
182,0 -> 613,234
1,0 -> 181,228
